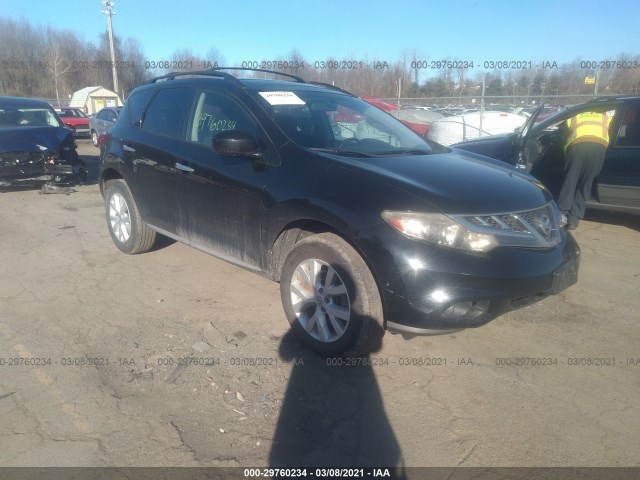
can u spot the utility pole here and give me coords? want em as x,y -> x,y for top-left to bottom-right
101,1 -> 119,95
479,73 -> 486,138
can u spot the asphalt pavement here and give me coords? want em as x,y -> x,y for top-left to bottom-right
0,139 -> 639,469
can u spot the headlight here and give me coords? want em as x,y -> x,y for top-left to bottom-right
43,152 -> 62,165
381,211 -> 497,252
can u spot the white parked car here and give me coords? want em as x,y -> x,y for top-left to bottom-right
426,111 -> 527,146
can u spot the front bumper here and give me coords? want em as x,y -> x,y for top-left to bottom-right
0,164 -> 75,186
359,225 -> 580,334
43,164 -> 74,175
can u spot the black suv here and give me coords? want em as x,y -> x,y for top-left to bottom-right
454,96 -> 640,215
99,68 -> 580,356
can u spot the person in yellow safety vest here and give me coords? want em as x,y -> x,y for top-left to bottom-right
557,111 -> 613,230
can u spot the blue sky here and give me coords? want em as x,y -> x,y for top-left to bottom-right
1,0 -> 638,69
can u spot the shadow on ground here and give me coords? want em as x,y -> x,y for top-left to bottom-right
583,209 -> 640,231
269,326 -> 406,476
79,152 -> 101,185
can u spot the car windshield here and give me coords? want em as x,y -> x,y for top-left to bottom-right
58,108 -> 88,118
254,89 -> 433,156
0,107 -> 63,128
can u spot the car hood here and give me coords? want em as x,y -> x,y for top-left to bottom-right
0,126 -> 72,153
320,149 -> 551,215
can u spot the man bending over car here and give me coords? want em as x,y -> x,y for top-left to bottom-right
558,110 -> 612,230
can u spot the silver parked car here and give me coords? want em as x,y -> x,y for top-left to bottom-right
89,107 -> 122,147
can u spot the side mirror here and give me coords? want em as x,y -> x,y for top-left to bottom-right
213,131 -> 264,161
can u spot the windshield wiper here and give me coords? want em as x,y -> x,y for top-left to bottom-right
312,148 -> 376,158
372,149 -> 432,156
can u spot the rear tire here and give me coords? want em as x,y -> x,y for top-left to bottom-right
280,233 -> 384,357
104,179 -> 156,254
91,130 -> 99,147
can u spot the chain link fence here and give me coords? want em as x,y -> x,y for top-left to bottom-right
377,95 -> 627,145
378,95 -> 617,108
37,94 -> 624,147
42,94 -> 623,109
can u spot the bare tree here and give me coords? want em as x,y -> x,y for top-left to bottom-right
120,38 -> 150,98
2,16 -> 640,102
166,47 -> 204,73
45,29 -> 72,105
205,47 -> 226,69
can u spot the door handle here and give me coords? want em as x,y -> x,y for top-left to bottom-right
175,162 -> 194,173
122,144 -> 135,153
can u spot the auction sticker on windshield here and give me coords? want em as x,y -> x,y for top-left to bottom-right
259,91 -> 305,105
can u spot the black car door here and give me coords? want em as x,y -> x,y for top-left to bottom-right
174,89 -> 273,269
123,86 -> 195,234
596,104 -> 640,208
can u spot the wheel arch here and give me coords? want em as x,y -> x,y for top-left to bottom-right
99,167 -> 124,196
266,219 -> 387,326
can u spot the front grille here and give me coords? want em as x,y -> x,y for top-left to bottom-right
456,202 -> 562,249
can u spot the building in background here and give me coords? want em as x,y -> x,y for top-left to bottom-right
68,86 -> 123,115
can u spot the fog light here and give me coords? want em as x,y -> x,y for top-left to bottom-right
429,289 -> 449,303
407,257 -> 425,271
442,300 -> 490,320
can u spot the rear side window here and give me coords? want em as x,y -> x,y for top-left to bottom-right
125,89 -> 155,126
142,88 -> 193,139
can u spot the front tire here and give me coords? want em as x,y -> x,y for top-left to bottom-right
91,130 -> 99,147
280,233 -> 384,357
104,179 -> 156,254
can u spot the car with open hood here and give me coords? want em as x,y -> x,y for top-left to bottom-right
453,96 -> 640,215
99,68 -> 580,356
0,96 -> 79,187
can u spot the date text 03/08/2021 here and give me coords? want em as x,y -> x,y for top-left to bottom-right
243,467 -> 392,477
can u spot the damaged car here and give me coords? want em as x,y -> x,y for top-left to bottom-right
0,96 -> 81,188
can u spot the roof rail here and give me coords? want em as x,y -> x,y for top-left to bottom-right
146,69 -> 243,85
146,67 -> 306,85
211,67 -> 306,83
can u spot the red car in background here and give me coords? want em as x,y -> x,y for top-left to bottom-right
361,96 -> 442,137
53,107 -> 90,137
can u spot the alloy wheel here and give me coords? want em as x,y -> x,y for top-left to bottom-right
289,259 -> 351,343
109,192 -> 131,243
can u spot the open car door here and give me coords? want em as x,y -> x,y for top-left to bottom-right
515,104 -> 545,171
